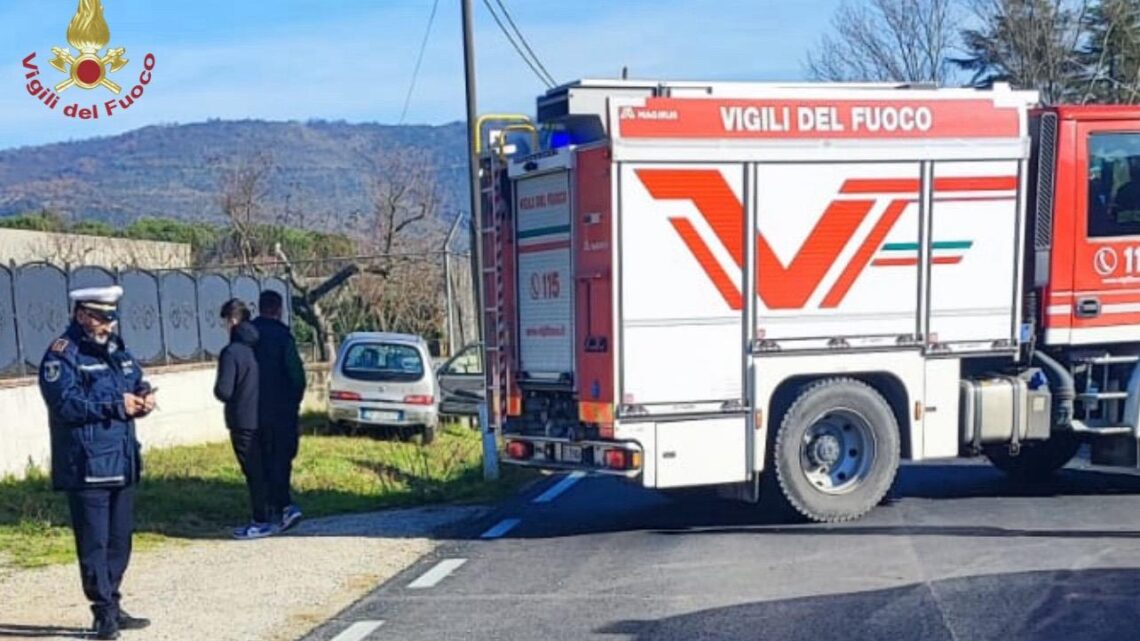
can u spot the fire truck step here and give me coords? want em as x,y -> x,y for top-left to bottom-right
1070,421 -> 1133,436
1077,392 -> 1130,401
1075,355 -> 1140,365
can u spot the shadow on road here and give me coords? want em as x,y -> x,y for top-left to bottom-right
596,568 -> 1140,641
0,623 -> 90,638
497,462 -> 1140,540
894,462 -> 1140,499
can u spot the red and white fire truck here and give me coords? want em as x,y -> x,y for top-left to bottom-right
475,79 -> 1140,522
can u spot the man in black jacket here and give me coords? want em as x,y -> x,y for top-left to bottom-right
213,298 -> 273,540
252,290 -> 307,531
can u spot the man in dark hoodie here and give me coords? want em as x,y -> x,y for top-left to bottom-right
252,290 -> 307,531
213,298 -> 273,540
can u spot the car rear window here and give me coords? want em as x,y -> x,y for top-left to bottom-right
340,342 -> 425,382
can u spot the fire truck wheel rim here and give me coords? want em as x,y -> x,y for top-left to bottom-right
800,407 -> 876,495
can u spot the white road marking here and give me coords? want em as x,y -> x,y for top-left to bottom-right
330,620 -> 384,641
480,518 -> 521,539
532,471 -> 586,504
407,558 -> 467,589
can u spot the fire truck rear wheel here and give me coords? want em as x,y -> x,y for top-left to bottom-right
773,378 -> 901,523
984,432 -> 1080,481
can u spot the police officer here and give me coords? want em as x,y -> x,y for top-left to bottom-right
39,286 -> 155,640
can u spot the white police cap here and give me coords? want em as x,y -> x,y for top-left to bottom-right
69,285 -> 123,320
69,285 -> 123,304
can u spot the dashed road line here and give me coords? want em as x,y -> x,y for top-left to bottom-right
330,620 -> 384,641
533,471 -> 586,504
480,518 -> 521,539
408,558 -> 467,589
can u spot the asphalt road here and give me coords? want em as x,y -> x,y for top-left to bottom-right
301,456 -> 1140,641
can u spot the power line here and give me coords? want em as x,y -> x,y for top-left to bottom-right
493,0 -> 555,87
480,0 -> 554,88
399,0 -> 441,124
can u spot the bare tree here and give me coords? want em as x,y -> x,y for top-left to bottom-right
270,150 -> 451,360
216,150 -> 275,269
365,149 -> 443,273
806,0 -> 960,84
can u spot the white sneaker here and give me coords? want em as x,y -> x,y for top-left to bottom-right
232,522 -> 277,540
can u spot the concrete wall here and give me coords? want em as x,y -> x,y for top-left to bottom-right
0,228 -> 191,269
0,364 -> 227,480
1,363 -> 334,480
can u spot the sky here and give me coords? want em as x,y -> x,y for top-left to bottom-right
0,0 -> 843,151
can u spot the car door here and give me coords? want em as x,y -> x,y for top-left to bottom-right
437,343 -> 484,415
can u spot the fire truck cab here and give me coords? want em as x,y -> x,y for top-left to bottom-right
477,79 -> 1140,522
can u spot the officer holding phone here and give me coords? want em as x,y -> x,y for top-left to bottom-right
38,286 -> 156,640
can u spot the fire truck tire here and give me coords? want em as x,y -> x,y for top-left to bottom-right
984,432 -> 1080,481
773,378 -> 901,523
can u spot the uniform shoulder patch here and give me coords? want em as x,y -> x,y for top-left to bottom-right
42,360 -> 61,383
50,338 -> 69,354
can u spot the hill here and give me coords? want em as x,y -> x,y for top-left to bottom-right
0,119 -> 469,229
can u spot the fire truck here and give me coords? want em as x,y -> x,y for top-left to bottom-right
475,79 -> 1140,522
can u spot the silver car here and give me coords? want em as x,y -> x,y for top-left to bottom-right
327,332 -> 440,444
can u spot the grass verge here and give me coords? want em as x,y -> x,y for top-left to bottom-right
0,418 -> 534,569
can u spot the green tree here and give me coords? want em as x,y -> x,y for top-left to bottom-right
123,218 -> 224,263
70,220 -> 117,237
1078,0 -> 1140,103
0,211 -> 68,232
954,0 -> 1088,104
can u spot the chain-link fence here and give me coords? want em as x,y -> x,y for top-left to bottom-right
0,261 -> 291,377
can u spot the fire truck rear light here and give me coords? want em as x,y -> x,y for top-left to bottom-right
604,449 -> 641,470
330,390 -> 362,401
403,395 -> 434,406
506,441 -> 533,460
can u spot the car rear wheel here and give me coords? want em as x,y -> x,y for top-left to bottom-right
421,424 -> 437,446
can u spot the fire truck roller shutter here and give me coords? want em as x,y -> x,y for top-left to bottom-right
771,377 -> 901,523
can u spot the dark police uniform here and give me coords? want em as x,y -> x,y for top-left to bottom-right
38,307 -> 151,636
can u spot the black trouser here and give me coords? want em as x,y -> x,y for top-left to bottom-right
262,418 -> 299,518
67,486 -> 134,618
229,428 -> 269,523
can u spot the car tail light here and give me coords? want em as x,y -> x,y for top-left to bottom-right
330,390 -> 362,401
506,440 -> 533,460
404,394 -> 434,405
603,449 -> 642,471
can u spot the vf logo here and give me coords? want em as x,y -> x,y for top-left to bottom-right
1094,247 -> 1119,277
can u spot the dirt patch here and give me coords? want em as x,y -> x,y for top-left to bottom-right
0,505 -> 485,641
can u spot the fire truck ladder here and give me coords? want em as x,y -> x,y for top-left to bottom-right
475,115 -> 537,431
481,151 -> 509,430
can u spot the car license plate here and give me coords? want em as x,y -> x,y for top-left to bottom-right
561,444 -> 582,463
361,408 -> 400,422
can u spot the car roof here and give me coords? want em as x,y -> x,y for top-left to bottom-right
342,331 -> 426,347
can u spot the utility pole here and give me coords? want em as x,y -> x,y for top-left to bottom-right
442,212 -> 463,356
462,0 -> 484,351
462,0 -> 498,480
